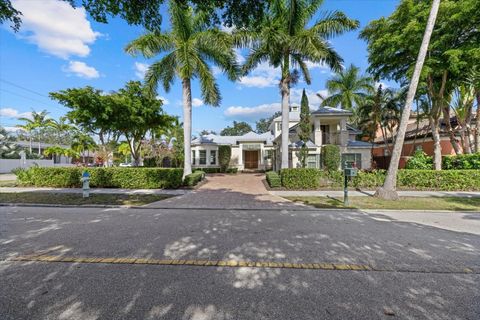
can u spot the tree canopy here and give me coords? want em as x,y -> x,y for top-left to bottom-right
220,121 -> 253,136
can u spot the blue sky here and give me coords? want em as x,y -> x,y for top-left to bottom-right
0,0 -> 399,135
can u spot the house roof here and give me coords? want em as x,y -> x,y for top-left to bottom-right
347,140 -> 373,148
192,131 -> 275,146
311,106 -> 353,116
290,139 -> 318,149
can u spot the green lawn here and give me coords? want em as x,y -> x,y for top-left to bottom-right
0,192 -> 174,206
286,196 -> 480,211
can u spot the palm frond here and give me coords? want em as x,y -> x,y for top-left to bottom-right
311,10 -> 359,39
194,56 -> 221,106
144,53 -> 177,97
125,33 -> 174,58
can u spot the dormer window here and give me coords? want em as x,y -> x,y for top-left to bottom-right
290,106 -> 299,112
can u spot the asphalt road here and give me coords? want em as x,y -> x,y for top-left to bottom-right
1,205 -> 479,319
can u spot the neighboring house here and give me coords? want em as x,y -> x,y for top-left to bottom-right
192,105 -> 372,171
191,132 -> 275,170
15,141 -> 73,165
372,114 -> 478,168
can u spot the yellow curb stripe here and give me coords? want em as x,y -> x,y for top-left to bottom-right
8,255 -> 476,274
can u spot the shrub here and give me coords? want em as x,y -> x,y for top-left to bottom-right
281,168 -> 322,189
15,167 -> 183,189
405,150 -> 433,169
322,145 -> 340,171
397,169 -> 480,191
218,146 -> 231,172
352,170 -> 386,189
194,167 -> 221,174
442,153 -> 480,170
266,171 -> 281,188
184,170 -> 205,187
226,167 -> 238,174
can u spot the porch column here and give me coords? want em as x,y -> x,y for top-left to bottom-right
238,144 -> 243,167
314,118 -> 322,145
340,119 -> 348,147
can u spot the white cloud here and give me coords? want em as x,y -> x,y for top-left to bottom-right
224,103 -> 281,122
11,0 -> 100,59
290,88 -> 329,107
192,98 -> 204,107
156,96 -> 170,105
238,61 -> 280,88
0,108 -> 32,119
3,126 -> 20,132
63,61 -> 99,79
134,62 -> 149,79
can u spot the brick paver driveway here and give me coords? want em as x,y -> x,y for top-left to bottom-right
149,173 -> 302,209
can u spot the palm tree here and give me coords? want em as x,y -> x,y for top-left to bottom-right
71,133 -> 97,164
15,121 -> 35,154
20,110 -> 54,156
238,0 -> 358,169
357,85 -> 401,161
50,116 -> 75,143
450,85 -> 475,154
321,64 -> 374,112
125,2 -> 239,178
375,0 -> 441,200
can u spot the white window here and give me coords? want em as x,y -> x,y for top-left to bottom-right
210,150 -> 216,165
276,122 -> 281,131
307,155 -> 318,168
199,150 -> 207,165
192,150 -> 196,165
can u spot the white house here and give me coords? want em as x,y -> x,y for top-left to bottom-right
191,105 -> 372,171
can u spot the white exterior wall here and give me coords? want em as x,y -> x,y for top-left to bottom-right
191,145 -> 220,168
0,159 -> 75,173
231,145 -> 242,169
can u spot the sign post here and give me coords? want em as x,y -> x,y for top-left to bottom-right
81,170 -> 90,198
343,161 -> 358,206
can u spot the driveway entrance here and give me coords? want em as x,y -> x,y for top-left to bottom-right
149,173 -> 302,209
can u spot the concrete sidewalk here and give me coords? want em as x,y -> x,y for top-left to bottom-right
270,190 -> 480,198
0,187 -> 188,195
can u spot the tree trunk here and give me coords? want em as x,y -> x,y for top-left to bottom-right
442,106 -> 462,154
29,135 -> 32,154
280,77 -> 290,169
475,93 -> 480,152
182,78 -> 193,179
375,0 -> 441,200
429,117 -> 442,170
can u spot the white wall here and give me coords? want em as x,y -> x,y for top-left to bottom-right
0,159 -> 76,173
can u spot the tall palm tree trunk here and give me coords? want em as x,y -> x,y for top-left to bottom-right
182,78 -> 193,179
476,93 -> 480,152
280,77 -> 290,169
375,0 -> 441,200
429,116 -> 442,170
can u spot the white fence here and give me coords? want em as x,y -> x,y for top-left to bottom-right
0,159 -> 75,173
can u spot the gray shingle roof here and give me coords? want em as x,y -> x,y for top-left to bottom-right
311,106 -> 353,116
347,140 -> 373,148
192,131 -> 275,146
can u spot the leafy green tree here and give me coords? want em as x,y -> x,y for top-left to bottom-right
220,121 -> 253,136
51,81 -> 174,166
117,142 -> 132,163
3,0 -> 268,32
450,84 -> 476,154
125,2 -> 239,177
298,89 -> 311,167
49,116 -> 76,143
364,0 -> 442,200
361,0 -> 480,156
71,133 -> 97,164
0,126 -> 20,158
238,0 -> 358,169
255,111 -> 281,134
44,146 -> 78,160
321,64 -> 374,112
16,110 -> 54,156
200,130 -> 217,136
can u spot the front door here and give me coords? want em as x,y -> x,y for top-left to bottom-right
244,151 -> 259,169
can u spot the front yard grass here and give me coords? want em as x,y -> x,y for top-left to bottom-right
0,192 -> 174,206
286,196 -> 480,211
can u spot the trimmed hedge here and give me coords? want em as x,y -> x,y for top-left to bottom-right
279,168 -> 480,191
266,171 -> 281,188
16,167 -> 183,189
281,168 -> 322,189
322,144 -> 340,171
184,170 -> 205,187
442,153 -> 480,170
